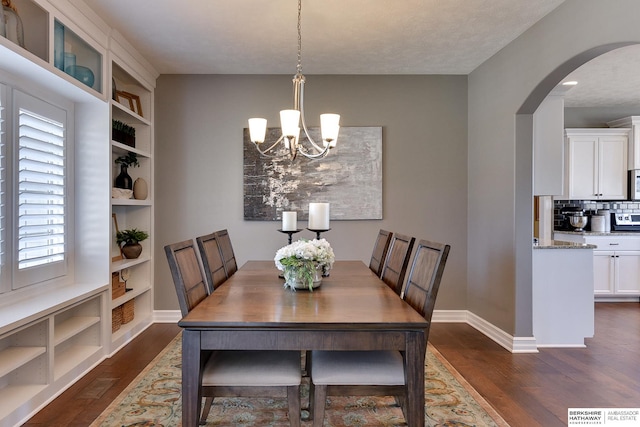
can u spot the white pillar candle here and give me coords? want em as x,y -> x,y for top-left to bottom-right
282,211 -> 297,231
308,203 -> 330,230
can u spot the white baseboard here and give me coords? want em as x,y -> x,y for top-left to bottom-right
433,309 -> 539,353
154,309 -> 540,354
153,310 -> 182,323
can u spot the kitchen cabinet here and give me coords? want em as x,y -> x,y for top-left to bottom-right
554,233 -> 640,299
534,94 -> 564,195
564,129 -> 629,200
608,116 -> 640,170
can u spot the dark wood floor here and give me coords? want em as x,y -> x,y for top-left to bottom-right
24,302 -> 639,427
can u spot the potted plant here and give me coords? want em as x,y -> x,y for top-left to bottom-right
116,228 -> 149,259
114,152 -> 139,190
112,119 -> 136,147
274,238 -> 335,291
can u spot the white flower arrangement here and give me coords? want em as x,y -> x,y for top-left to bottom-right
274,238 -> 335,290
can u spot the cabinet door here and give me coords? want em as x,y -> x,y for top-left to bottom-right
567,135 -> 598,199
593,251 -> 615,295
598,135 -> 628,200
615,251 -> 640,295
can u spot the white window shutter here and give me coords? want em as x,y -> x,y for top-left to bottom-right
13,91 -> 67,288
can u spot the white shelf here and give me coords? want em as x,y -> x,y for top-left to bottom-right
54,316 -> 100,346
111,140 -> 151,158
111,255 -> 150,273
0,346 -> 47,377
111,100 -> 150,125
0,384 -> 47,421
111,198 -> 152,207
111,286 -> 151,309
54,344 -> 102,380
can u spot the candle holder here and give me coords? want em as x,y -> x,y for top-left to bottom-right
278,229 -> 303,245
307,228 -> 331,240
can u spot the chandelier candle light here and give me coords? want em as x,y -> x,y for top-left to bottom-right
248,0 -> 341,160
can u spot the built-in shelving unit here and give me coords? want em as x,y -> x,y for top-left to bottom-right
109,49 -> 155,354
0,294 -> 104,427
0,0 -> 157,425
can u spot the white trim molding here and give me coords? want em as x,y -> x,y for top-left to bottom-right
433,310 -> 539,353
154,310 -> 182,323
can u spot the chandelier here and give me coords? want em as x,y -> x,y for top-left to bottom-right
248,0 -> 340,160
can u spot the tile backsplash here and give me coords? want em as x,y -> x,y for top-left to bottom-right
554,199 -> 640,229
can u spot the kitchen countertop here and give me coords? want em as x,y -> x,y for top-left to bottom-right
534,239 -> 596,249
553,230 -> 640,237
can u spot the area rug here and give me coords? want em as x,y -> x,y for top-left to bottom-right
90,333 -> 509,426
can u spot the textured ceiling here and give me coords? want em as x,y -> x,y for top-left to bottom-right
83,0 -> 564,75
82,0 -> 640,108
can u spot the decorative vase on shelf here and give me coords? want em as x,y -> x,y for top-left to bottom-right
133,178 -> 148,200
2,4 -> 25,48
121,243 -> 142,259
283,263 -> 323,290
65,65 -> 95,89
115,164 -> 133,190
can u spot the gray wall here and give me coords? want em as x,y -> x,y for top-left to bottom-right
154,75 -> 468,310
565,107 -> 640,128
468,0 -> 640,336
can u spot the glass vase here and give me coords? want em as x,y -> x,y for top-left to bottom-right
284,264 -> 323,291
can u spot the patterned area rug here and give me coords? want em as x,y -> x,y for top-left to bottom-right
90,334 -> 509,426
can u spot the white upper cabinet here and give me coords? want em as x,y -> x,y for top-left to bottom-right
608,116 -> 640,170
564,129 -> 629,200
533,94 -> 564,196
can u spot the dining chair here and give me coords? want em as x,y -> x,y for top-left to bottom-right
369,229 -> 393,277
308,238 -> 450,426
196,232 -> 228,292
164,239 -> 302,426
215,229 -> 238,277
380,232 -> 416,295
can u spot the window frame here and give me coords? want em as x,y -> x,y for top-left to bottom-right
0,79 -> 75,294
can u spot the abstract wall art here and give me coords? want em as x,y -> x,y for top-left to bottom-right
243,126 -> 382,221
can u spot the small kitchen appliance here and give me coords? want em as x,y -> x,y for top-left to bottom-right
629,170 -> 640,200
557,207 -> 585,231
611,212 -> 640,232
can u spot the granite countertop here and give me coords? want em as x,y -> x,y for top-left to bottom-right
534,239 -> 596,249
553,230 -> 640,237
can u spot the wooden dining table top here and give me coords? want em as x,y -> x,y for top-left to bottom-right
178,260 -> 429,329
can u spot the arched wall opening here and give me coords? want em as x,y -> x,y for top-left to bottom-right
513,42 -> 640,339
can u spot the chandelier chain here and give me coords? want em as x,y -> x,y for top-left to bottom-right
296,0 -> 302,75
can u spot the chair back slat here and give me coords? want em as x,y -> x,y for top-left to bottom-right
403,239 -> 450,328
369,229 -> 393,277
215,229 -> 238,277
196,232 -> 228,291
380,233 -> 415,295
165,239 -> 209,316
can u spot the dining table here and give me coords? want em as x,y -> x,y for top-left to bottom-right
178,260 -> 430,427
